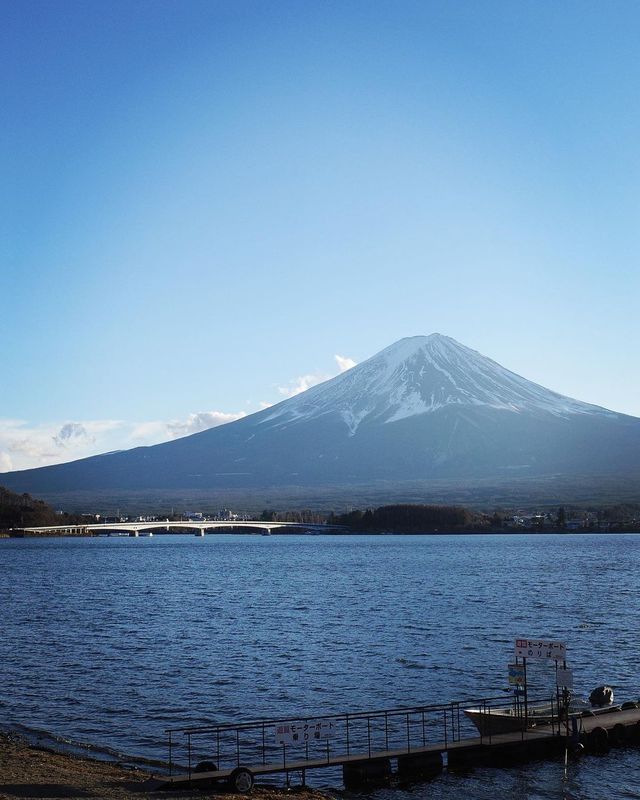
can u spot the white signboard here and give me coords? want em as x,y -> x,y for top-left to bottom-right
556,668 -> 574,688
515,638 -> 567,661
275,718 -> 338,746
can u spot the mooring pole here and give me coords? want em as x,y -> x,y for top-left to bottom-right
523,657 -> 529,730
555,660 -> 561,735
563,658 -> 570,740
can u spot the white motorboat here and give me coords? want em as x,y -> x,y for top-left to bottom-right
464,687 -> 620,735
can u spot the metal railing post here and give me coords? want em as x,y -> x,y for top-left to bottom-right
168,731 -> 172,776
346,713 -> 350,755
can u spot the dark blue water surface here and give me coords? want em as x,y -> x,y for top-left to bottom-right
2,533 -> 640,798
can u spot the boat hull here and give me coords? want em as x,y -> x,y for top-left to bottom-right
464,708 -> 530,735
464,703 -> 622,736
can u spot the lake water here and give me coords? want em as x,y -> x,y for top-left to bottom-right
1,533 -> 640,798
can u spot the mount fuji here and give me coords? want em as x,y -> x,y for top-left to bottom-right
3,335 -> 640,504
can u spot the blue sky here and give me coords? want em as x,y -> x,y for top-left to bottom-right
2,0 -> 639,471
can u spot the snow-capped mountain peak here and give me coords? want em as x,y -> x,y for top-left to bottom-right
3,333 -> 639,500
261,334 -> 614,435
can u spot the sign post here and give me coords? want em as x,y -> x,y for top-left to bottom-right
508,662 -> 526,722
514,638 -> 568,733
556,668 -> 573,689
556,666 -> 573,737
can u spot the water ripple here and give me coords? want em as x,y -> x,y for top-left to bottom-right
2,533 -> 640,797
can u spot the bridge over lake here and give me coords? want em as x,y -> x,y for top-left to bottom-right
11,521 -> 337,537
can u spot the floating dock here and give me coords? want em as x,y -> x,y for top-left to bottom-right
157,696 -> 640,793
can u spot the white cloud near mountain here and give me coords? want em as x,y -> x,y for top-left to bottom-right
0,410 -> 251,472
166,410 -> 246,437
278,373 -> 328,398
53,422 -> 90,447
0,352 -> 357,471
277,354 -> 357,399
131,411 -> 247,441
0,410 -> 248,472
0,419 -> 122,472
335,354 -> 357,372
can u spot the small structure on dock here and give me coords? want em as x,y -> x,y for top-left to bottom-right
157,636 -> 640,793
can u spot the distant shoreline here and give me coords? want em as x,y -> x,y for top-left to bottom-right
3,528 -> 639,538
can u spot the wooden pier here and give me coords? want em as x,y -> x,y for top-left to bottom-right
156,698 -> 640,793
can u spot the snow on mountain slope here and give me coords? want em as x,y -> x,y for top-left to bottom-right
2,333 -> 639,499
260,334 -> 615,436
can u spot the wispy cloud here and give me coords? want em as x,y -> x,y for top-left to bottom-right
0,351 -> 358,472
53,422 -> 90,447
276,354 -> 358,399
128,421 -> 167,442
0,411 -> 244,472
166,410 -> 246,437
0,419 -> 126,473
278,373 -> 329,399
131,410 -> 247,441
335,354 -> 357,372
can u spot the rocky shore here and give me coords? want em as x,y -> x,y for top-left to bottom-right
0,732 -> 336,800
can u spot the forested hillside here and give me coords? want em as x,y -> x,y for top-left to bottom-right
330,503 -> 479,532
0,486 -> 83,529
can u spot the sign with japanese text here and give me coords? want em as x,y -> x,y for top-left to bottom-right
514,638 -> 567,661
508,663 -> 525,685
556,668 -> 574,688
275,718 -> 338,746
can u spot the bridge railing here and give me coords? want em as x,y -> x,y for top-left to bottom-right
164,693 -> 561,779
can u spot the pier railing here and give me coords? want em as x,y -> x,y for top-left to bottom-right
165,693 -> 562,779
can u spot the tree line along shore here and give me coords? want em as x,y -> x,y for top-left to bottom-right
1,485 -> 639,536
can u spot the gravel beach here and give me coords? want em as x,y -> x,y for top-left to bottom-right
0,733 -> 336,800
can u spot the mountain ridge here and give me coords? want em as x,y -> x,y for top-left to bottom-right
2,334 -> 639,501
260,335 -> 618,436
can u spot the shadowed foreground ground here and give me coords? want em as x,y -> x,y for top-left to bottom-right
0,733 -> 336,800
